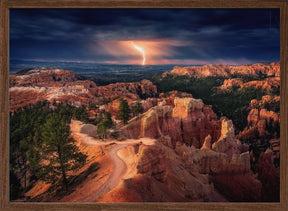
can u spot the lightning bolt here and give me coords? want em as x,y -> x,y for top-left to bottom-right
131,42 -> 146,65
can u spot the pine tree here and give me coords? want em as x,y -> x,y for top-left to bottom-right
132,99 -> 144,117
118,98 -> 130,125
103,111 -> 113,128
97,111 -> 113,140
97,121 -> 107,140
40,113 -> 87,190
72,106 -> 88,122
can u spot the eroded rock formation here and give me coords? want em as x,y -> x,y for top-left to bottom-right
174,119 -> 261,201
239,108 -> 279,139
99,143 -> 214,202
120,97 -> 221,148
101,117 -> 261,202
218,77 -> 280,92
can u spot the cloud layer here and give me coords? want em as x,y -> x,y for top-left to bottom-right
10,9 -> 280,65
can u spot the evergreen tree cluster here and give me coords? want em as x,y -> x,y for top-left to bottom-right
97,111 -> 113,140
10,101 -> 88,200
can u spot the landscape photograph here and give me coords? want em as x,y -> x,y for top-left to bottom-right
9,8 -> 280,202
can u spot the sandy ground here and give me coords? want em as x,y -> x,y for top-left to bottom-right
78,144 -> 129,202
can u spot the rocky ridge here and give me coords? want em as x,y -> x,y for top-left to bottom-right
9,68 -> 157,111
10,67 -> 78,87
162,62 -> 280,78
90,79 -> 157,104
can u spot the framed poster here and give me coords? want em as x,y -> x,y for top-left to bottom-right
1,0 -> 287,210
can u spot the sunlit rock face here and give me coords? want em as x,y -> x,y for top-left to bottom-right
172,97 -> 220,148
212,119 -> 240,158
120,97 -> 221,148
162,64 -> 230,78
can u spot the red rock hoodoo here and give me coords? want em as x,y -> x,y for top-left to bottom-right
120,97 -> 221,148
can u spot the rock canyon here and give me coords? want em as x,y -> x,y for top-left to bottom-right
9,63 -> 280,202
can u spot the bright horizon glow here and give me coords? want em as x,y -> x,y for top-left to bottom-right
131,42 -> 146,65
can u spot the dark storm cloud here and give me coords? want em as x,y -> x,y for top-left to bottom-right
10,9 -> 279,64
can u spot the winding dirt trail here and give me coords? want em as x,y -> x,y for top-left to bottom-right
79,143 -> 128,202
73,126 -> 156,202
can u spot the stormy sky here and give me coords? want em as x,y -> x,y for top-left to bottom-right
10,9 -> 280,65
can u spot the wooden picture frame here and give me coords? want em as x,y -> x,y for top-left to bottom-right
1,0 -> 287,210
